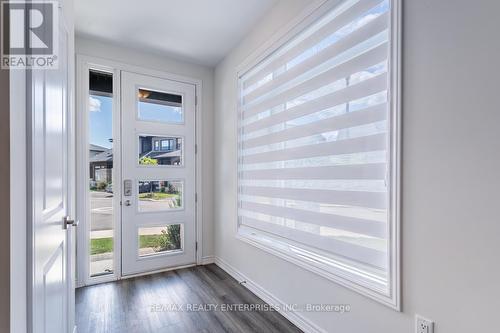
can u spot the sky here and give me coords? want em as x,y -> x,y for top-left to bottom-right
89,95 -> 113,149
138,101 -> 183,123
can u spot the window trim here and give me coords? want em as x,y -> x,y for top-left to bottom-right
235,0 -> 401,310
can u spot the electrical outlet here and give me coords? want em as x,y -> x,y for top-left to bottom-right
416,315 -> 434,333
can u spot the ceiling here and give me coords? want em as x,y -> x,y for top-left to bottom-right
75,0 -> 278,67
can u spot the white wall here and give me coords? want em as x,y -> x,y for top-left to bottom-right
75,36 -> 215,260
213,0 -> 500,332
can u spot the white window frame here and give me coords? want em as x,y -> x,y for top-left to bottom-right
235,0 -> 401,310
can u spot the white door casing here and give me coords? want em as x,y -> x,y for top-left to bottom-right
121,71 -> 197,275
29,6 -> 73,333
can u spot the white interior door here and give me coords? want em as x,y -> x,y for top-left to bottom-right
30,7 -> 73,333
121,71 -> 196,276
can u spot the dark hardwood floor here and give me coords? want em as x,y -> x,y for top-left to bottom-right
76,264 -> 302,333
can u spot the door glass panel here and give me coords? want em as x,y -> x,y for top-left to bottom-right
138,135 -> 183,166
138,88 -> 183,123
88,69 -> 114,277
138,180 -> 183,212
138,224 -> 183,257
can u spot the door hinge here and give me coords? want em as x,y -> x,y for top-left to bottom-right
195,95 -> 198,106
195,144 -> 198,154
195,193 -> 198,203
195,241 -> 198,251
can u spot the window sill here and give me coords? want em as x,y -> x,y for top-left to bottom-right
236,225 -> 399,310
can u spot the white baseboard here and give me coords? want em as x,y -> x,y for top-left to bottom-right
200,255 -> 215,265
214,256 -> 326,333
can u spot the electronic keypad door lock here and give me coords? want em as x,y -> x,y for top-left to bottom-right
124,179 -> 132,196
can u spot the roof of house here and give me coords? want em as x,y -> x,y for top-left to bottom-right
90,149 -> 113,163
89,144 -> 108,152
146,150 -> 182,159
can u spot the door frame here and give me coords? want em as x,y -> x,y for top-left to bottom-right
76,54 -> 204,287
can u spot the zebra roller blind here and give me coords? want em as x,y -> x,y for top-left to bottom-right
238,0 -> 398,299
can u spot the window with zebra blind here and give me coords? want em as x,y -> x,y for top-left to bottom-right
237,0 -> 401,309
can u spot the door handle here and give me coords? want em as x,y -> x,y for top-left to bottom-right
124,199 -> 132,206
63,216 -> 79,229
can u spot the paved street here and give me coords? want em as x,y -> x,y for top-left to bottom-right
90,191 -> 113,231
90,191 -> 178,232
138,197 -> 179,211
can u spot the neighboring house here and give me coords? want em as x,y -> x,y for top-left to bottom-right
89,145 -> 113,183
139,136 -> 182,165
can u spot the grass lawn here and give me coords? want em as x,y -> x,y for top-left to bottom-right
139,234 -> 163,248
91,235 -> 165,255
138,192 -> 179,200
90,238 -> 114,255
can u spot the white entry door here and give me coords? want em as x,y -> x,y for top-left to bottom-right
121,72 -> 197,275
30,6 -> 74,333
